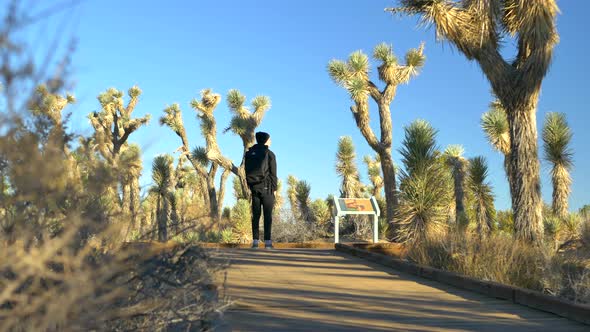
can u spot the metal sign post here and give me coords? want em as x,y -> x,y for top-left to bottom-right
332,196 -> 380,244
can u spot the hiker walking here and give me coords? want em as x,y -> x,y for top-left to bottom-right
244,131 -> 277,249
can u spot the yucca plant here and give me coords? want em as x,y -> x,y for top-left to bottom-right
230,199 -> 252,244
395,120 -> 452,243
468,156 -> 496,239
399,119 -> 438,173
561,213 -> 581,241
395,165 -> 452,243
542,112 -> 573,219
311,199 -> 332,235
389,0 -> 560,244
444,145 -> 469,225
328,42 -> 425,229
287,175 -> 300,219
336,136 -> 364,198
220,228 -> 234,244
150,154 -> 175,242
481,101 -> 513,190
543,214 -> 561,249
364,154 -> 384,198
296,180 -> 314,224
274,179 -> 284,215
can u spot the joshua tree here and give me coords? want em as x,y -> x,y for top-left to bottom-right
89,86 -> 150,163
160,103 -> 224,220
388,0 -> 560,244
150,154 -> 175,242
335,136 -> 364,198
336,136 -> 369,236
274,179 -> 284,213
295,180 -> 314,224
328,42 -> 426,228
118,144 -> 142,234
468,156 -> 496,238
224,89 -> 272,197
88,86 -> 150,213
395,120 -> 452,243
542,112 -> 573,219
287,175 -> 300,219
28,84 -> 76,152
364,154 -> 384,198
443,145 -> 468,224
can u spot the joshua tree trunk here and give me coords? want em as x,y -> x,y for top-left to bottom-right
507,103 -> 543,243
379,149 -> 398,225
122,183 -> 131,214
237,167 -> 250,200
552,165 -> 569,218
169,193 -> 179,235
206,168 -> 220,221
218,168 -> 231,217
475,201 -> 492,239
156,195 -> 168,242
454,177 -> 466,221
130,177 -> 140,231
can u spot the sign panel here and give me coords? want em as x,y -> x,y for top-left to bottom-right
338,198 -> 374,213
333,196 -> 380,217
332,196 -> 380,244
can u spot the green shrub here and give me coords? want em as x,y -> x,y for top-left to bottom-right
230,199 -> 252,243
220,228 -> 234,244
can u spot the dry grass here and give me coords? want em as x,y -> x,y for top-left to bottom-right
404,228 -> 590,304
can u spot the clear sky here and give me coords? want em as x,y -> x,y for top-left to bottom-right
33,0 -> 590,211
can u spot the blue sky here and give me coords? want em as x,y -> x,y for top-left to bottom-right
32,0 -> 590,211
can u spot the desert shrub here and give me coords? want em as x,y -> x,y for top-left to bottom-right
562,213 -> 582,240
220,228 -> 234,244
543,255 -> 590,304
229,199 -> 252,243
544,214 -> 562,248
0,3 -> 226,329
310,198 -> 332,235
496,209 -> 514,234
272,208 -> 321,243
581,216 -> 590,246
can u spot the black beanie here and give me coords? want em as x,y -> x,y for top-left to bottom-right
255,131 -> 270,144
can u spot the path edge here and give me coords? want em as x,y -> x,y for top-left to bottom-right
335,243 -> 590,326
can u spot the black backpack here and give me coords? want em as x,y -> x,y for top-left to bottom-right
244,147 -> 269,187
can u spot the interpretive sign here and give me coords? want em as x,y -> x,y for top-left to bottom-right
333,196 -> 380,244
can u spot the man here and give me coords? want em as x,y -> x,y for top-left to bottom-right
245,131 -> 277,249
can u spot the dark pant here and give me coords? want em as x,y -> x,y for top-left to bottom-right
251,190 -> 275,241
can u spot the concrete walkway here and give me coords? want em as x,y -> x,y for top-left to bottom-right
213,248 -> 587,331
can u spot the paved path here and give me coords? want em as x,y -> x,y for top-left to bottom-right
213,248 -> 587,331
